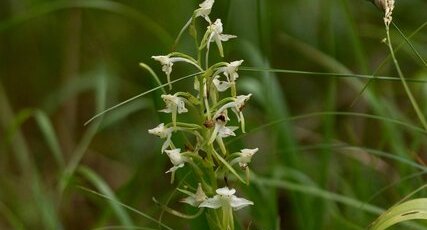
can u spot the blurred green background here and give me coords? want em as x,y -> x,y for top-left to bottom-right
1,0 -> 427,229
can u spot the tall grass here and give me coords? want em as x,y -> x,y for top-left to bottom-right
1,0 -> 427,229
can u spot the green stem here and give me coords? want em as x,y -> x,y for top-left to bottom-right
385,25 -> 427,130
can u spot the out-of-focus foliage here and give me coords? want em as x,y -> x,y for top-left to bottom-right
1,0 -> 427,229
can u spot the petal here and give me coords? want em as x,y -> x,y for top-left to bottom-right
219,34 -> 237,41
218,126 -> 238,138
216,187 -> 236,196
199,196 -> 222,209
213,76 -> 231,92
181,196 -> 198,207
148,123 -> 165,137
165,164 -> 184,174
176,98 -> 188,114
230,196 -> 254,210
165,148 -> 186,166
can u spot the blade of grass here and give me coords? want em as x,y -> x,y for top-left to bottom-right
84,71 -> 202,126
0,81 -> 62,229
239,39 -> 295,230
385,23 -> 427,130
33,110 -> 65,169
392,22 -> 427,67
77,186 -> 173,230
228,111 -> 427,146
78,166 -> 133,227
240,67 -> 427,83
278,32 -> 412,173
60,68 -> 107,194
352,20 -> 427,107
369,198 -> 427,230
251,173 -> 383,215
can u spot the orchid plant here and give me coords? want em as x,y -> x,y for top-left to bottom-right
147,0 -> 256,229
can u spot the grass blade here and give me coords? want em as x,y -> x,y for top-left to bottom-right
77,186 -> 173,230
369,198 -> 427,230
78,166 -> 133,227
33,110 -> 65,169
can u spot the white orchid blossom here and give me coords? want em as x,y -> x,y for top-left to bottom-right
212,60 -> 244,92
181,183 -> 208,207
165,148 -> 188,173
209,111 -> 238,144
214,94 -> 251,132
160,94 -> 188,114
204,19 -> 236,57
165,148 -> 189,183
230,148 -> 258,168
160,94 -> 188,128
212,75 -> 231,92
152,54 -> 201,89
148,123 -> 174,153
194,0 -> 215,23
199,187 -> 253,210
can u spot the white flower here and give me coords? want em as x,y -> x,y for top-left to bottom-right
160,94 -> 188,114
213,75 -> 231,92
222,60 -> 244,82
199,187 -> 253,210
383,0 -> 394,26
195,0 -> 215,23
165,148 -> 188,174
209,111 -> 238,143
212,60 -> 244,92
160,94 -> 188,128
152,54 -> 200,89
214,94 -> 251,132
148,123 -> 174,153
230,148 -> 259,168
205,19 -> 236,57
215,94 -> 251,118
181,183 -> 208,207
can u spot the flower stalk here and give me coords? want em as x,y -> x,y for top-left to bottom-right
147,1 -> 257,228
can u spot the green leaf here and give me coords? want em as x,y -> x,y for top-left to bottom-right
369,198 -> 427,230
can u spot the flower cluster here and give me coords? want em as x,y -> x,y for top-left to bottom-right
371,0 -> 395,26
147,0 -> 257,228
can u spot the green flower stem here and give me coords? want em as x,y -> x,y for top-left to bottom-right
216,137 -> 227,156
222,205 -> 234,230
231,82 -> 237,98
385,25 -> 427,131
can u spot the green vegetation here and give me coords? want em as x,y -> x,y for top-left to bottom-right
1,0 -> 427,229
